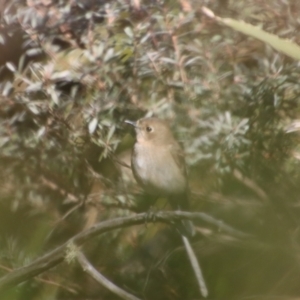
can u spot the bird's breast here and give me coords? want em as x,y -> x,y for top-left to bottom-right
132,143 -> 187,195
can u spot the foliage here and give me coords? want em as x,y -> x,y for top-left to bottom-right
1,0 -> 300,299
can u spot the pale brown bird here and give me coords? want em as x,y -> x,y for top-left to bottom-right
125,117 -> 190,213
125,117 -> 208,297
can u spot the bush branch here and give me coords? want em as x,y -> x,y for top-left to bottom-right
0,211 -> 250,291
77,251 -> 141,300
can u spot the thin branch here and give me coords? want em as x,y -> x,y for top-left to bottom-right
77,251 -> 141,300
233,169 -> 269,203
0,211 -> 251,291
111,153 -> 132,169
40,175 -> 79,204
0,264 -> 78,294
182,236 -> 208,298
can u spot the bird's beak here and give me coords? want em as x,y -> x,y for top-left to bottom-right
125,120 -> 137,128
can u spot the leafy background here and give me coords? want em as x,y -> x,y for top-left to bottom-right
1,0 -> 300,299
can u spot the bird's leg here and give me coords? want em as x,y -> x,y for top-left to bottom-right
144,205 -> 156,226
141,194 -> 160,226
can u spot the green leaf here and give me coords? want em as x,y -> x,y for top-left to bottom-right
202,6 -> 300,61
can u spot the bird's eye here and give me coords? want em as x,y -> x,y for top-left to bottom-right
146,126 -> 152,132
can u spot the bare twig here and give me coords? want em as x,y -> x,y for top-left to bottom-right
40,175 -> 79,203
0,211 -> 251,291
182,236 -> 208,298
233,169 -> 269,203
0,264 -> 77,294
111,154 -> 132,169
77,251 -> 141,300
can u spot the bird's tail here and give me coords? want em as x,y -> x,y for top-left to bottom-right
182,235 -> 208,298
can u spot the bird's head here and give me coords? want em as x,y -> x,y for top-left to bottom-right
125,117 -> 175,145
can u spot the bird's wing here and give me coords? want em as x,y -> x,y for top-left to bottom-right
169,141 -> 191,211
169,142 -> 188,179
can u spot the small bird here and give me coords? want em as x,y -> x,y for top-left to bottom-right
125,117 -> 190,213
125,116 -> 208,297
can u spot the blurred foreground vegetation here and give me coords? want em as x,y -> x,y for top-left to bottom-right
1,0 -> 300,299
